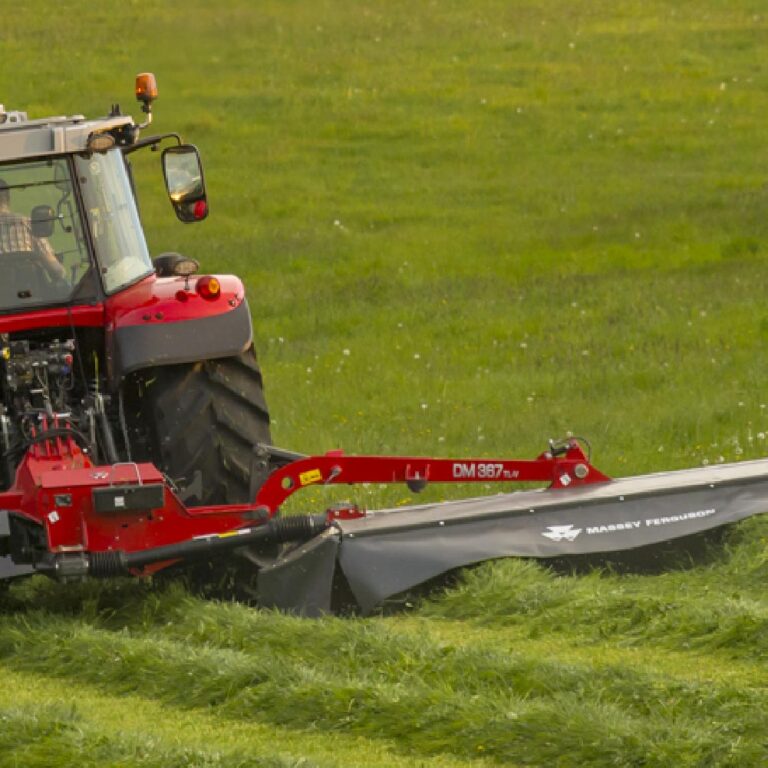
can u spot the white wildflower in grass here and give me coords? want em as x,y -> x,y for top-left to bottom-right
342,348 -> 350,356
519,342 -> 528,349
414,353 -> 421,359
421,403 -> 428,410
759,433 -> 766,441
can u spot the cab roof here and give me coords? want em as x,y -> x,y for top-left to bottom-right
0,110 -> 134,162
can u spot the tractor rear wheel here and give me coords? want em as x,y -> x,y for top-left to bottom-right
143,347 -> 271,505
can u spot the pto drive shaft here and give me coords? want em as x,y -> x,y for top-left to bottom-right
46,514 -> 331,580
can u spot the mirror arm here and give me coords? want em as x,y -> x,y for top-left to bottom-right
121,132 -> 182,156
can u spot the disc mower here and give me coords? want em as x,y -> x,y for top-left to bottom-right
1,75 -> 767,615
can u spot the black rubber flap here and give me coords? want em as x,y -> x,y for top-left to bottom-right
0,511 -> 36,579
335,462 -> 768,613
257,529 -> 339,617
0,556 -> 33,581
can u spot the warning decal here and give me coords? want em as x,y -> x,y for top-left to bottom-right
299,469 -> 323,486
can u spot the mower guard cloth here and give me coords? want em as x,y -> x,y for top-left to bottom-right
258,458 -> 768,615
257,530 -> 340,617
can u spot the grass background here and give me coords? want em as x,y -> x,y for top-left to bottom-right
2,0 -> 768,765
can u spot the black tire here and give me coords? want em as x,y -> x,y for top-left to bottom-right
144,346 -> 271,505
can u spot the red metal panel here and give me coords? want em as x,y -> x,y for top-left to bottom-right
0,304 -> 104,333
104,273 -> 246,328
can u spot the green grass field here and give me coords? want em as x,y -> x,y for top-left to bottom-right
3,1 -> 768,765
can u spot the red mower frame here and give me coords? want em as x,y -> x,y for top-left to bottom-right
0,431 -> 609,578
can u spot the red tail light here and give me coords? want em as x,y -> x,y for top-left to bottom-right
196,276 -> 221,300
193,200 -> 208,220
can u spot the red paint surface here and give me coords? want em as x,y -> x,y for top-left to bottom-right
105,273 -> 245,328
2,435 -> 609,577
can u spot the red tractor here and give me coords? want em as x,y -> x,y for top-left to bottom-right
0,75 -> 276,580
3,75 -> 755,615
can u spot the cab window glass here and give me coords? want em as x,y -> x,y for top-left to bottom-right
0,158 -> 90,310
75,150 -> 153,293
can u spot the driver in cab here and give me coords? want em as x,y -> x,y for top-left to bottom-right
0,178 -> 66,281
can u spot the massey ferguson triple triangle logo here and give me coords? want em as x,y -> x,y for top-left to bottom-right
542,525 -> 582,542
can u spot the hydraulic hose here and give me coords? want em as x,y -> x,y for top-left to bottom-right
87,514 -> 331,577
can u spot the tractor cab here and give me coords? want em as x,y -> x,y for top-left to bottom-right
0,151 -> 151,309
0,74 -> 207,313
0,74 -> 266,510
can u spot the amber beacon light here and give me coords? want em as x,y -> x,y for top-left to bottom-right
135,73 -> 158,111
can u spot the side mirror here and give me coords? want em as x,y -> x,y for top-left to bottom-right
30,205 -> 55,238
162,144 -> 208,223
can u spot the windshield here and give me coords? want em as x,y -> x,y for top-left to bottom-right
0,159 -> 91,310
75,150 -> 153,293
